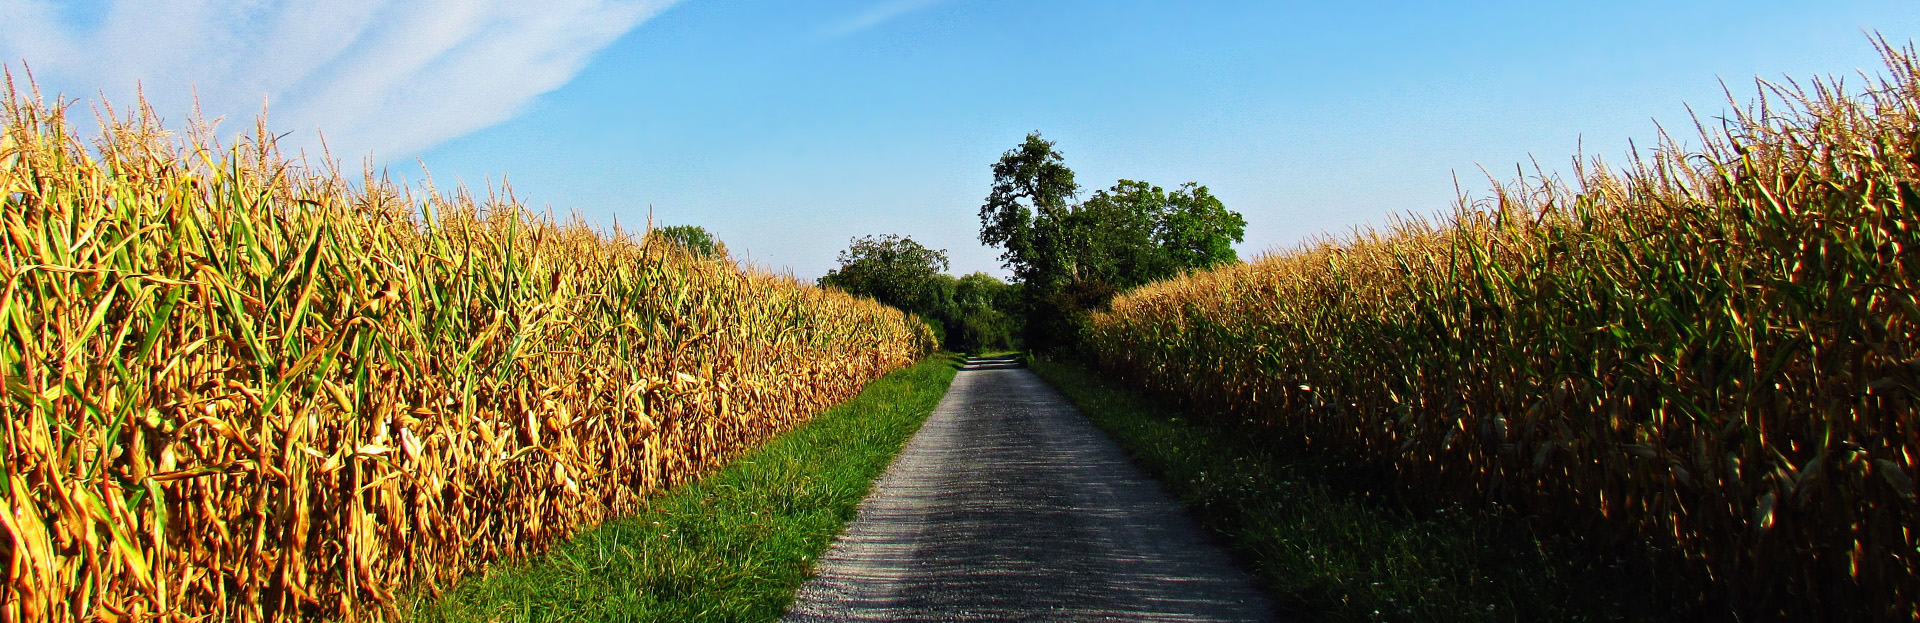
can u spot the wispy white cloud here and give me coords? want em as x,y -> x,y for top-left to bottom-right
0,0 -> 680,159
820,0 -> 951,39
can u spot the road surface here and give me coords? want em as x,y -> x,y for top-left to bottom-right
783,357 -> 1276,622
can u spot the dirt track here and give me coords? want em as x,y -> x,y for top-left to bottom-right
782,357 -> 1276,622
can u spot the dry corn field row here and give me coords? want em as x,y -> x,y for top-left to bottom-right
0,84 -> 935,622
1087,43 -> 1920,621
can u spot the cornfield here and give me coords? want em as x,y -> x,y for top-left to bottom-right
1087,41 -> 1920,620
0,82 -> 934,622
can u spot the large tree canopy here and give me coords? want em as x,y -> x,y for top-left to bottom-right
979,132 -> 1079,288
977,132 -> 1247,349
817,234 -> 953,320
1074,180 -> 1246,284
1156,182 -> 1245,271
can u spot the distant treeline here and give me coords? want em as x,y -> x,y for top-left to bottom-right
819,131 -> 1247,354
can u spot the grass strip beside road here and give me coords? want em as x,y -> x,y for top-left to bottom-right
1029,357 -> 1674,623
411,354 -> 963,623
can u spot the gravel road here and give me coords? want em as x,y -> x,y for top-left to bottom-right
782,357 -> 1276,622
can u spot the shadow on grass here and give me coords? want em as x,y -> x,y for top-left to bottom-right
1029,356 -> 1680,623
408,353 -> 962,623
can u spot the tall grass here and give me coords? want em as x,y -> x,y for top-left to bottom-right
0,82 -> 934,622
1086,41 -> 1920,621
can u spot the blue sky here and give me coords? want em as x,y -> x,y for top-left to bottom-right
7,1 -> 1920,279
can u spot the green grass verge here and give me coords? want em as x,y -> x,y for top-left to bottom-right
1029,357 -> 1675,623
409,353 -> 962,623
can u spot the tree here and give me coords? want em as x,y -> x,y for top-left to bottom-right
979,132 -> 1079,289
949,272 -> 1020,352
1157,182 -> 1245,272
1071,180 -> 1248,286
954,271 -> 1013,313
976,133 -> 1247,351
651,224 -> 724,258
1071,180 -> 1175,289
818,234 -> 953,322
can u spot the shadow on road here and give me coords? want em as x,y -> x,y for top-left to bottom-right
785,361 -> 1275,622
959,357 -> 1025,371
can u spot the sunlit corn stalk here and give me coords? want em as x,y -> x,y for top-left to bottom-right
0,77 -> 935,623
1087,39 -> 1920,622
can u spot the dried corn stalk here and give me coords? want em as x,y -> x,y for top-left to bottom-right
1087,42 -> 1920,621
0,82 -> 935,622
